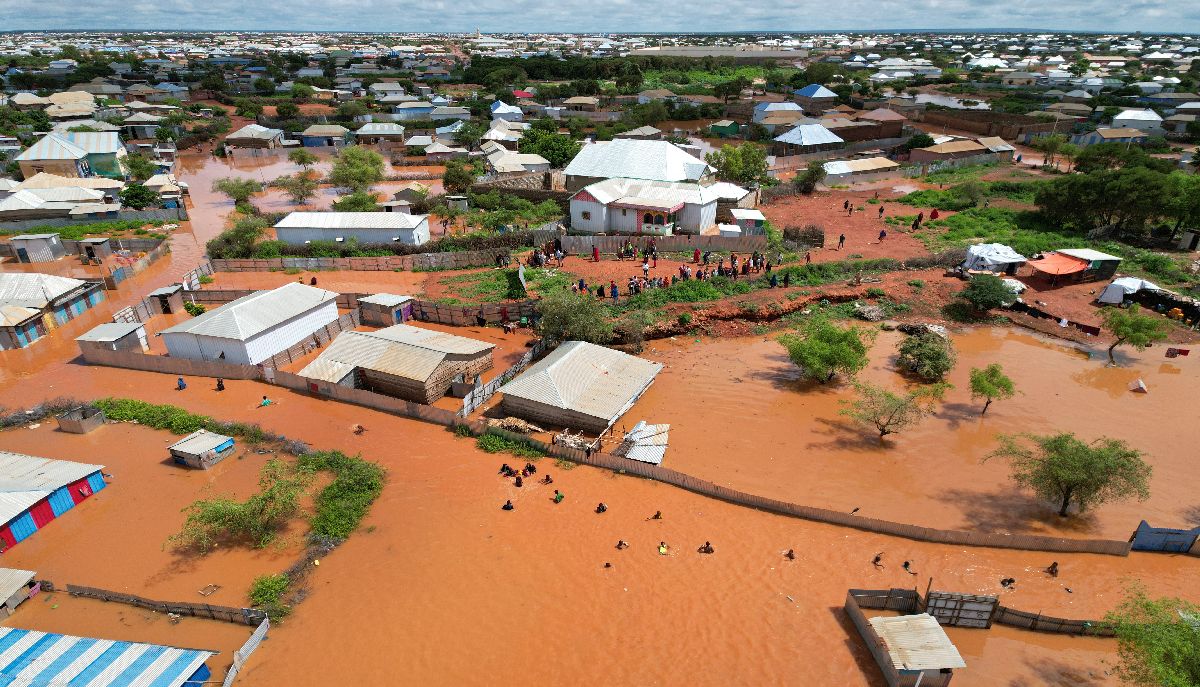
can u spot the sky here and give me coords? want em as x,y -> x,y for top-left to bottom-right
3,0 -> 1199,34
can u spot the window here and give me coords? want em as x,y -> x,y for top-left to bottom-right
581,211 -> 591,220
643,213 -> 653,224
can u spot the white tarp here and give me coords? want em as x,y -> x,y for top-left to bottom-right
1098,276 -> 1160,304
962,243 -> 1028,271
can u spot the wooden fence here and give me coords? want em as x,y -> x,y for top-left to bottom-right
210,248 -> 511,273
410,299 -> 539,326
66,584 -> 267,626
272,369 -> 463,426
844,590 -> 906,687
459,339 -> 548,417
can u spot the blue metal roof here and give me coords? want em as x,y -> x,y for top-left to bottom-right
0,627 -> 214,687
794,84 -> 838,98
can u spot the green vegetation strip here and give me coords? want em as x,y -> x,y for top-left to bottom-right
476,430 -> 547,459
0,219 -> 167,240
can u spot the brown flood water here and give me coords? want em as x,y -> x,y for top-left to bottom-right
629,327 -> 1200,541
1,350 -> 1198,686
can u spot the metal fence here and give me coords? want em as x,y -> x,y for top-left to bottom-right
459,339 -> 547,417
222,617 -> 270,687
559,234 -> 768,255
410,298 -> 538,326
66,584 -> 267,626
210,248 -> 513,273
261,311 -> 361,369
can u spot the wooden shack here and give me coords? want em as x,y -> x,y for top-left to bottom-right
168,430 -> 235,469
147,284 -> 185,315
78,237 -> 113,261
0,568 -> 37,617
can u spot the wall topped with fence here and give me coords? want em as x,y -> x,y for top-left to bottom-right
559,234 -> 768,255
66,584 -> 267,626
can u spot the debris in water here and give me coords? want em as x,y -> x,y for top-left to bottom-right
198,584 -> 221,597
1130,379 -> 1149,393
486,417 -> 544,434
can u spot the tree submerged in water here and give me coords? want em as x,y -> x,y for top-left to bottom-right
840,381 -> 948,440
777,318 -> 873,384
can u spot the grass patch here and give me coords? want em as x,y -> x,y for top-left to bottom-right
439,267 -> 574,302
476,431 -> 547,458
172,459 -> 310,551
297,451 -> 386,540
0,219 -> 165,240
249,573 -> 292,618
923,163 -> 997,185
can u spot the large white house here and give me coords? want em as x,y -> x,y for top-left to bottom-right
273,212 -> 430,246
570,178 -> 737,235
563,139 -> 714,192
160,283 -> 339,365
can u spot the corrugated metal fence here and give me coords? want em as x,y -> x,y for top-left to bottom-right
260,311 -> 361,369
222,617 -> 270,687
210,248 -> 511,273
459,339 -> 547,417
846,588 -> 1115,637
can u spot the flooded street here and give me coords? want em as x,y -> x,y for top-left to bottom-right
631,328 -> 1200,540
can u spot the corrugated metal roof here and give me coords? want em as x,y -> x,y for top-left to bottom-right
356,122 -> 405,135
1057,248 -> 1123,262
0,450 -> 104,524
499,341 -> 662,427
76,322 -> 144,342
0,569 -> 35,602
0,273 -> 89,310
61,131 -> 123,155
160,282 -> 338,341
620,421 -> 669,465
868,614 -> 966,671
16,173 -> 123,190
301,124 -> 348,137
0,627 -> 213,687
0,306 -> 40,327
773,124 -> 845,146
14,135 -> 88,162
824,157 -> 901,175
169,429 -> 233,455
358,293 -> 413,307
275,212 -> 427,231
920,140 -> 987,154
299,325 -> 493,384
227,124 -> 283,140
564,140 -> 712,184
575,177 -> 727,207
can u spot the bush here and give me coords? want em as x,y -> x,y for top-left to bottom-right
249,573 -> 291,618
183,302 -> 206,316
476,432 -> 546,458
865,287 -> 886,299
297,451 -> 386,540
171,459 -> 310,551
677,312 -> 693,326
897,332 -> 957,382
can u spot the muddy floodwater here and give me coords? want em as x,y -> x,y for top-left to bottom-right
631,327 -> 1200,541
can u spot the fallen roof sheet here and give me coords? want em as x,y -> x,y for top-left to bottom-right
869,613 -> 967,671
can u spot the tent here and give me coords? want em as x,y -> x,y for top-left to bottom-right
1028,252 -> 1088,276
962,243 -> 1027,273
1098,277 -> 1161,304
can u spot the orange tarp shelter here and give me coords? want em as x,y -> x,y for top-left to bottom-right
1028,252 -> 1088,275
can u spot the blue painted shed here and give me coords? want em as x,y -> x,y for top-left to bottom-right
0,450 -> 106,553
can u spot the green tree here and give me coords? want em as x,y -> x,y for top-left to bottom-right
442,160 -> 477,194
969,363 -> 1015,415
118,183 -> 158,210
1101,304 -> 1169,365
792,160 -> 827,194
517,128 -> 581,168
123,153 -> 157,182
988,433 -> 1151,516
206,215 -> 269,259
530,117 -> 559,133
453,121 -> 486,149
235,101 -> 263,118
290,83 -> 315,101
1105,583 -> 1200,687
957,273 -> 1013,313
841,382 -> 948,439
904,133 -> 935,150
329,145 -> 384,193
252,77 -> 275,95
336,100 -> 369,119
330,191 -> 379,211
211,177 -> 263,204
288,148 -> 318,170
535,289 -> 614,345
1068,57 -> 1091,77
777,318 -> 873,384
275,173 -> 319,205
1033,133 -> 1067,168
275,102 -> 299,119
897,331 -> 957,382
705,143 -> 770,186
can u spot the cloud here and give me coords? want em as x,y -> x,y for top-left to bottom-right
3,0 -> 1197,32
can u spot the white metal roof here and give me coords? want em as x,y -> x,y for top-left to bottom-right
575,177 -> 726,207
1115,109 -> 1163,121
227,123 -> 283,140
299,325 -> 493,384
0,568 -> 35,602
620,421 -> 670,465
564,139 -> 713,184
76,322 -> 144,342
358,293 -> 413,307
16,172 -> 123,190
729,208 -> 766,221
275,212 -> 428,231
356,122 -> 405,135
1056,248 -> 1123,262
0,450 -> 104,525
168,429 -> 233,455
499,341 -> 662,426
0,627 -> 213,687
0,273 -> 89,310
869,614 -> 966,671
13,134 -> 87,162
773,124 -> 845,146
823,157 -> 901,175
160,282 -> 338,341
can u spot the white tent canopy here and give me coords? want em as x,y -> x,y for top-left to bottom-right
962,243 -> 1028,272
1098,276 -> 1160,304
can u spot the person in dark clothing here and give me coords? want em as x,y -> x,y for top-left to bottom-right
514,476 -> 523,488
310,277 -> 317,286
784,549 -> 796,560
837,234 -> 846,250
783,273 -> 791,288
843,200 -> 850,211
540,475 -> 553,485
872,553 -> 884,569
499,463 -> 513,475
1047,562 -> 1059,578
770,274 -> 778,288
215,378 -> 225,391
650,510 -> 662,520
698,541 -> 715,554
524,463 -> 536,474
878,205 -> 885,218
878,229 -> 887,242
902,561 -> 917,575
616,540 -> 629,550
501,500 -> 514,510
176,377 -> 187,391
595,503 -> 608,514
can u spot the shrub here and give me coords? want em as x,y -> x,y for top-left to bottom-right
476,431 -> 546,458
297,451 -> 386,540
677,312 -> 693,326
865,287 -> 886,299
183,302 -> 206,316
248,573 -> 292,618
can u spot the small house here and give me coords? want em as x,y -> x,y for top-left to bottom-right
0,273 -> 104,350
160,282 -> 340,365
225,124 -> 284,149
563,96 -> 600,112
793,84 -> 839,113
169,429 -> 235,469
772,123 -> 845,155
78,236 -> 113,261
0,568 -> 37,617
1028,248 -> 1123,283
299,325 -> 495,403
498,341 -> 663,434
354,122 -> 406,144
0,451 -> 106,552
614,126 -> 662,141
961,243 -> 1027,275
1112,109 -> 1164,132
55,405 -> 107,434
563,139 -> 715,192
274,211 -> 431,246
709,120 -> 740,137
358,293 -> 415,326
729,208 -> 766,235
1072,128 -> 1148,146
570,178 -> 727,235
300,124 -> 350,147
76,321 -> 148,354
867,613 -> 965,687
909,140 -> 989,163
8,233 -> 66,263
148,284 -> 185,314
